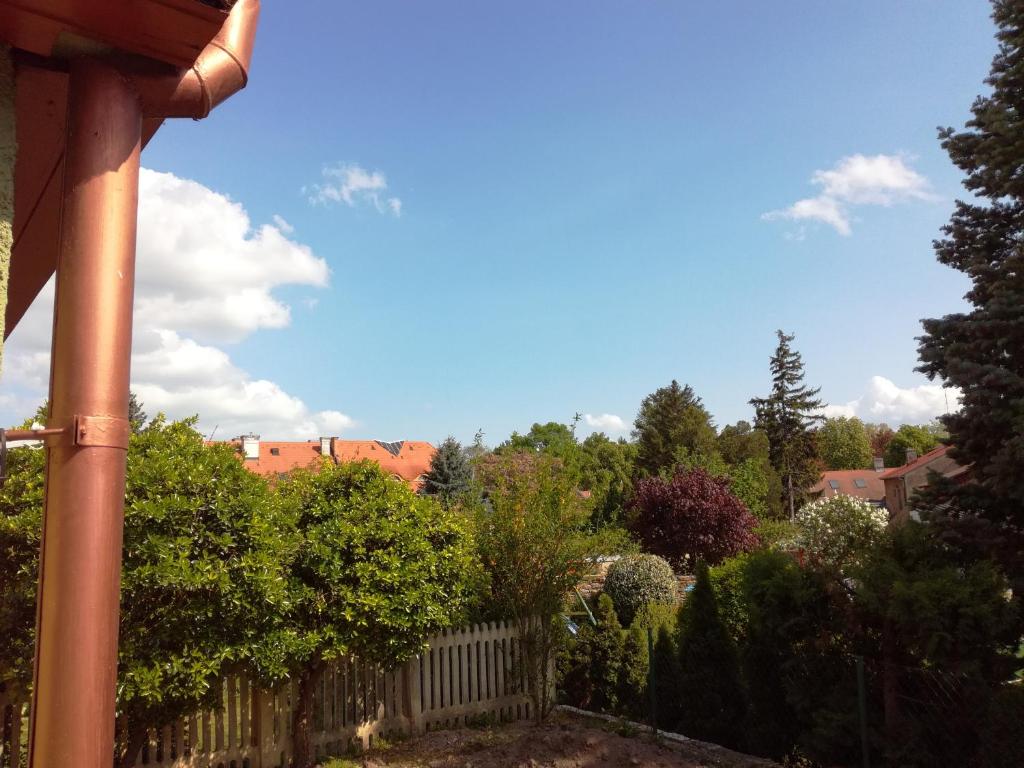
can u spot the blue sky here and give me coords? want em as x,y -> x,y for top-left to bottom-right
0,1 -> 999,443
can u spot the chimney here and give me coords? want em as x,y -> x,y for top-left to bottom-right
873,456 -> 884,473
320,436 -> 333,459
905,448 -> 918,464
241,434 -> 260,460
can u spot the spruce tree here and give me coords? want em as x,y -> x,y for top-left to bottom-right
633,380 -> 717,476
750,330 -> 823,520
420,435 -> 472,507
676,562 -> 747,749
916,0 -> 1024,586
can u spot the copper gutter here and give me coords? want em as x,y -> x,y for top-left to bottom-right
24,2 -> 261,767
131,0 -> 260,118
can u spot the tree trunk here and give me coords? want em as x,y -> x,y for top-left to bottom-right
787,472 -> 795,521
116,723 -> 148,768
291,665 -> 317,768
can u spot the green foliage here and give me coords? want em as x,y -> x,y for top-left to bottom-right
795,494 -> 888,573
816,417 -> 872,470
752,518 -> 799,550
976,685 -> 1024,768
676,563 -> 747,749
709,554 -> 750,647
556,620 -> 595,709
864,422 -> 895,462
602,554 -> 676,626
0,443 -> 45,693
274,460 -> 478,671
633,380 -> 717,476
750,330 -> 824,517
496,421 -> 576,456
576,433 -> 637,529
629,601 -> 678,635
618,625 -> 650,720
651,624 -> 680,730
473,452 -> 616,721
918,0 -> 1024,588
883,423 -> 941,468
421,435 -> 473,507
589,594 -> 625,713
851,522 -> 1018,678
729,457 -> 784,521
274,460 -> 479,766
0,415 -> 289,764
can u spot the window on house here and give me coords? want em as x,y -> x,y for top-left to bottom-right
854,478 -> 867,489
828,479 -> 840,490
270,448 -> 280,456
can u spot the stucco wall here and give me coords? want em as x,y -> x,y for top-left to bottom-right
0,45 -> 15,371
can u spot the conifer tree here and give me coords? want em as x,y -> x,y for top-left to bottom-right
916,0 -> 1024,585
750,330 -> 824,520
676,562 -> 747,749
421,435 -> 473,507
590,593 -> 625,713
633,380 -> 717,476
651,624 -> 681,730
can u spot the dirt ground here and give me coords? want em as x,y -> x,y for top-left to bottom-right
335,713 -> 778,768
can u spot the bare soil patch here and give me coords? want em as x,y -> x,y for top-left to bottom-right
330,712 -> 777,768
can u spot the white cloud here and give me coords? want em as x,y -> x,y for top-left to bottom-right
136,169 -> 328,343
763,154 -> 933,236
0,170 -> 354,440
824,376 -> 961,424
307,163 -> 403,216
584,413 -> 628,433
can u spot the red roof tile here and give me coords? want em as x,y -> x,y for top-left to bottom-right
219,438 -> 435,489
879,445 -> 950,480
810,469 -> 887,503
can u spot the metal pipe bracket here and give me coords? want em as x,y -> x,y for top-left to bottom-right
74,415 -> 130,450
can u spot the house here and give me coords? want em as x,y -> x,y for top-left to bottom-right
226,435 -> 436,490
810,457 -> 888,507
880,445 -> 967,522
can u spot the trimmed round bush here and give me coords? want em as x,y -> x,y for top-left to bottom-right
602,554 -> 676,626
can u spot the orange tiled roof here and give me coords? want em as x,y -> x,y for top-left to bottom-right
221,438 -> 435,488
879,445 -> 950,480
810,469 -> 887,503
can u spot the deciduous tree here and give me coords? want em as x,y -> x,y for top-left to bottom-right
274,460 -> 478,767
628,467 -> 759,569
816,417 -> 872,470
883,423 -> 941,468
473,452 -> 616,722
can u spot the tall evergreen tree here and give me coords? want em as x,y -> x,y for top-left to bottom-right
633,380 -> 717,476
750,330 -> 824,520
676,562 -> 747,749
421,435 -> 473,507
916,0 -> 1024,586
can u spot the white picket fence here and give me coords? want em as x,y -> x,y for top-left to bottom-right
0,620 -> 536,768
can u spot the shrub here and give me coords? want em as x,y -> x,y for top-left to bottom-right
976,684 -> 1024,768
630,601 -> 678,635
676,562 -> 747,749
556,621 -> 594,709
603,554 -> 677,626
795,494 -> 887,572
590,594 -> 626,713
651,624 -> 681,730
709,553 -> 750,647
618,625 -> 650,720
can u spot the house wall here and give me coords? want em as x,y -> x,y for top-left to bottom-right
0,44 -> 15,368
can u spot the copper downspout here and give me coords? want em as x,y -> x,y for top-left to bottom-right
27,58 -> 140,768
26,3 -> 261,767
